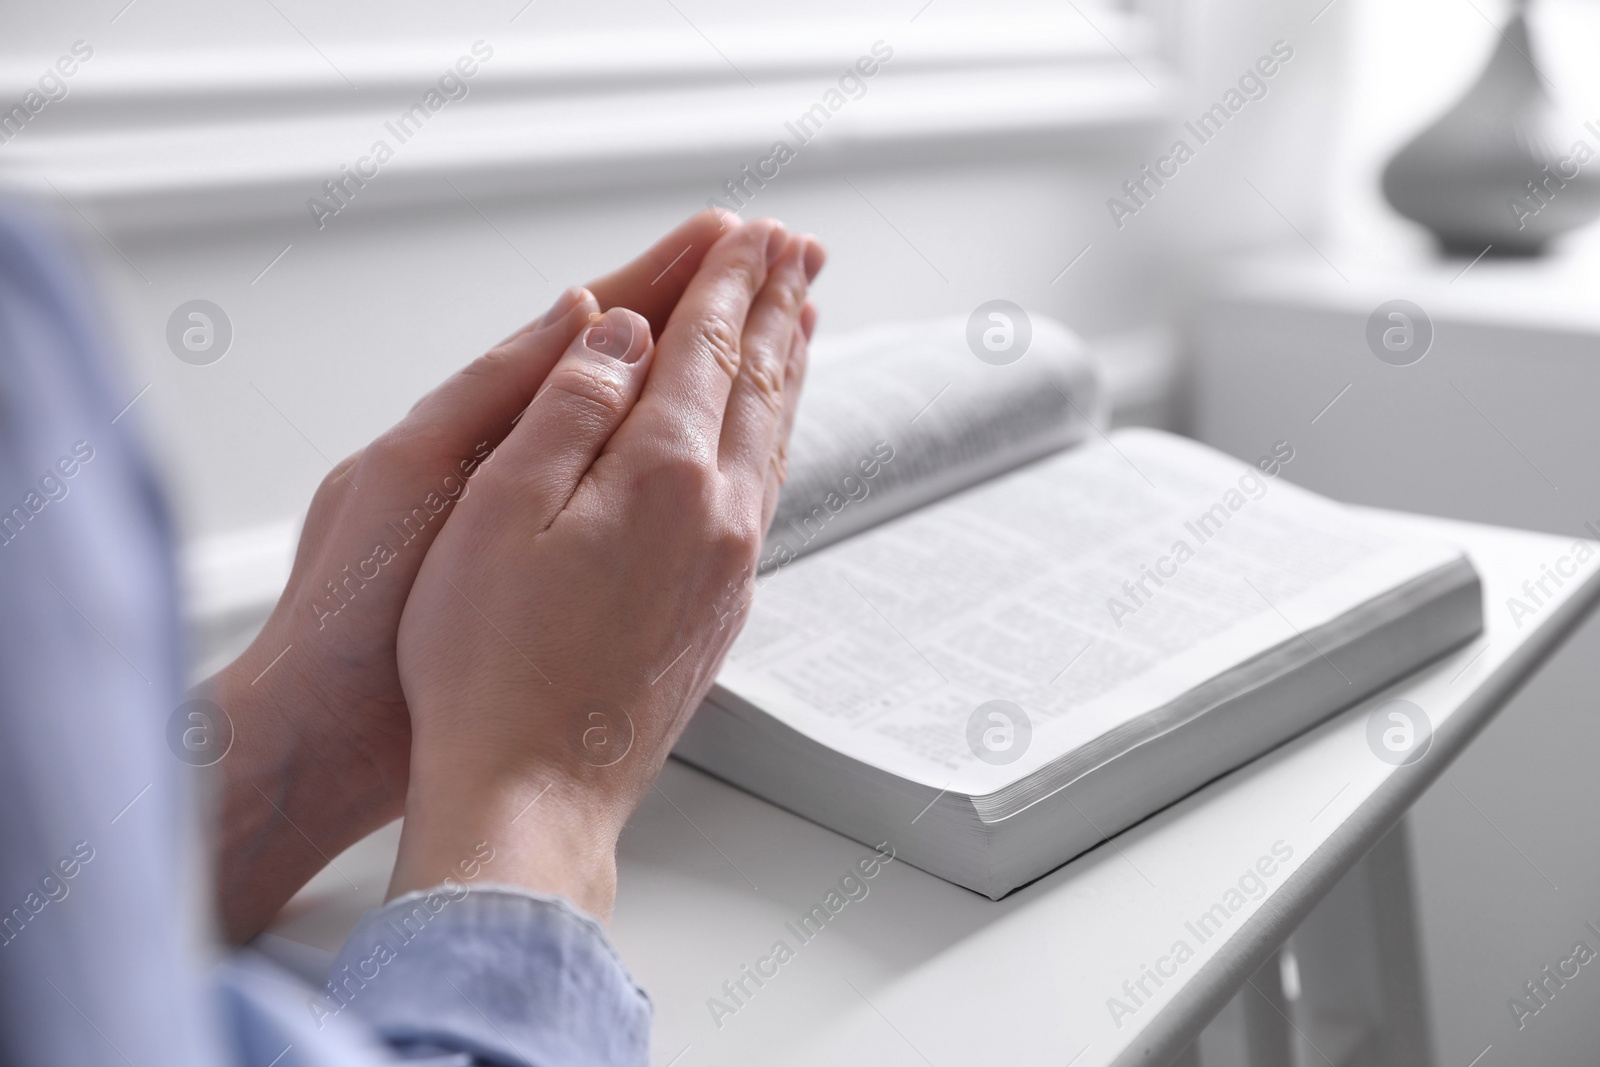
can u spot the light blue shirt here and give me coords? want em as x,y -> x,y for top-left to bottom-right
0,201 -> 650,1066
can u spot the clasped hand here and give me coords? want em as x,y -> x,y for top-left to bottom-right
200,212 -> 823,938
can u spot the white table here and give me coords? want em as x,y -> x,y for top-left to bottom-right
268,510 -> 1600,1067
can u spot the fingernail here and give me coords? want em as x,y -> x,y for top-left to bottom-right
539,287 -> 583,327
765,225 -> 788,267
801,237 -> 826,283
801,303 -> 818,341
584,308 -> 645,363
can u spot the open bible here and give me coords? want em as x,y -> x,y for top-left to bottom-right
674,318 -> 1483,899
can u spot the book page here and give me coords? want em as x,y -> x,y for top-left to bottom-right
714,429 -> 1466,794
764,315 -> 1102,566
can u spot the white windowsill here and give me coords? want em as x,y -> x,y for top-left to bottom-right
0,14 -> 1171,232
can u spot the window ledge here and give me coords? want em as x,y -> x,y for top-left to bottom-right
0,14 -> 1170,232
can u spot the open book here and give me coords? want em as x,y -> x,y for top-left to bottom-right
674,318 -> 1483,899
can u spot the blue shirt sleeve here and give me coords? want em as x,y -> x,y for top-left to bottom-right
319,886 -> 652,1067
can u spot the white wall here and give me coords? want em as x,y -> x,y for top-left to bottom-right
2,1 -> 1203,625
0,0 -> 1359,610
1187,1 -> 1600,1062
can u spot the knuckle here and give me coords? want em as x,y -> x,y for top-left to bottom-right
633,450 -> 715,502
361,430 -> 428,475
727,242 -> 766,294
769,274 -> 806,318
460,350 -> 508,380
787,333 -> 810,382
688,313 -> 743,381
708,515 -> 762,573
542,362 -> 631,422
741,350 -> 786,414
768,439 -> 791,487
316,451 -> 362,497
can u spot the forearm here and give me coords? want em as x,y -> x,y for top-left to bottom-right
202,635 -> 409,943
389,737 -> 624,920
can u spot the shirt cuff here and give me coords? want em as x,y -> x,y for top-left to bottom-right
322,885 -> 650,1067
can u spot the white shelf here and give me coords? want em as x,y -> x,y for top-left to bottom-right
265,512 -> 1600,1067
1206,240 -> 1600,338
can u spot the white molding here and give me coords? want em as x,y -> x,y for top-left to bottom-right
0,14 -> 1171,231
2,15 -> 1156,101
182,517 -> 297,623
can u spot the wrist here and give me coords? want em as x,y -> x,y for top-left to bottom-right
211,639 -> 406,817
206,632 -> 410,940
392,754 -> 623,920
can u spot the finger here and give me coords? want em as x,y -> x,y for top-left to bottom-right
619,218 -> 787,457
761,323 -> 810,536
801,235 -> 826,288
487,212 -> 733,349
588,209 -> 740,337
393,287 -> 598,460
281,293 -> 593,622
484,307 -> 655,531
719,234 -> 811,486
800,301 -> 818,342
318,288 -> 596,590
488,283 -> 572,347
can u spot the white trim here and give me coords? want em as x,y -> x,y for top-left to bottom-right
2,15 -> 1155,100
0,14 -> 1170,230
182,517 -> 298,624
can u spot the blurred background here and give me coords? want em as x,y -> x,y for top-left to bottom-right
4,0 -> 1599,1063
